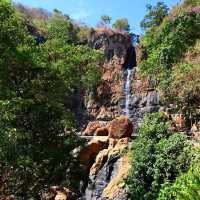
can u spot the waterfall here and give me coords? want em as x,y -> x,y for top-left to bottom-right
124,69 -> 133,117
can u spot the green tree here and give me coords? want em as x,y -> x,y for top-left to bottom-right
101,15 -> 112,25
112,18 -> 130,31
158,162 -> 200,200
0,1 -> 103,198
47,9 -> 78,43
126,113 -> 192,200
140,2 -> 169,30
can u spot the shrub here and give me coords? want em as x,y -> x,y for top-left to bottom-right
127,113 -> 192,200
158,161 -> 200,200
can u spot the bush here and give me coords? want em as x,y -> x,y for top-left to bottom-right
158,161 -> 200,200
126,113 -> 193,200
140,2 -> 169,30
0,1 -> 103,198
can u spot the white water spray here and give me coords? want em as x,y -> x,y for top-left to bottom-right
125,69 -> 133,117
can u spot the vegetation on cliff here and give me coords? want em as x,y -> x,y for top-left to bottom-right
127,112 -> 196,200
127,0 -> 200,199
139,0 -> 200,126
1,0 -> 200,199
158,161 -> 200,200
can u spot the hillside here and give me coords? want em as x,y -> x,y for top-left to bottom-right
0,0 -> 200,200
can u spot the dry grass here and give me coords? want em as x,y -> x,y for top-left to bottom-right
182,39 -> 200,64
95,27 -> 130,38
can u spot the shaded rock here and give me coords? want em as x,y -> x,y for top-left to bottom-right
83,121 -> 101,136
107,116 -> 133,139
102,156 -> 131,200
96,82 -> 111,99
146,91 -> 159,107
108,138 -> 129,157
79,137 -> 109,164
90,149 -> 109,176
95,127 -> 109,136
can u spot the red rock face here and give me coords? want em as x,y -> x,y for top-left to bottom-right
86,29 -> 132,120
107,115 -> 133,139
95,127 -> 109,136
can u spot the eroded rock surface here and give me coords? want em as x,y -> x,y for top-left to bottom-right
81,136 -> 131,200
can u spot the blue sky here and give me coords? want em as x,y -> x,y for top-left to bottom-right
13,0 -> 181,34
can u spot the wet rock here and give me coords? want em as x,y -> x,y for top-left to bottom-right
102,156 -> 131,200
84,154 -> 120,200
107,116 -> 133,139
82,136 -> 131,200
90,149 -> 109,176
79,137 -> 109,164
89,138 -> 129,178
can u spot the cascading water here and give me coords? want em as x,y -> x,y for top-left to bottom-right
82,45 -> 136,200
124,69 -> 133,117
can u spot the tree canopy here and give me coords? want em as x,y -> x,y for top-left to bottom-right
112,18 -> 130,31
0,0 -> 102,198
140,2 -> 169,30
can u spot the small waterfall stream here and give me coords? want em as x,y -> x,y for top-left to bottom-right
124,69 -> 133,117
82,46 -> 136,200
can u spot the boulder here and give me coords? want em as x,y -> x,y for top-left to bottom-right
55,192 -> 67,200
102,156 -> 131,199
79,137 -> 109,164
95,127 -> 109,136
108,138 -> 129,157
90,149 -> 109,176
83,121 -> 101,136
107,116 -> 133,139
89,138 -> 130,177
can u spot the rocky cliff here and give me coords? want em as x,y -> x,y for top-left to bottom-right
84,29 -> 160,133
86,29 -> 132,122
78,29 -> 160,200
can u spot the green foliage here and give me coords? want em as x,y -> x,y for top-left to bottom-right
140,2 -> 169,30
39,39 -> 102,92
158,162 -> 200,200
168,63 -> 200,125
76,25 -> 91,44
47,9 -> 78,43
0,1 -> 103,198
112,18 -> 130,31
127,112 -> 192,200
140,12 -> 200,104
0,0 -> 30,54
184,0 -> 200,7
101,15 -> 112,25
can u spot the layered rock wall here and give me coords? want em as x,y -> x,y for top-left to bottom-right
86,29 -> 132,121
